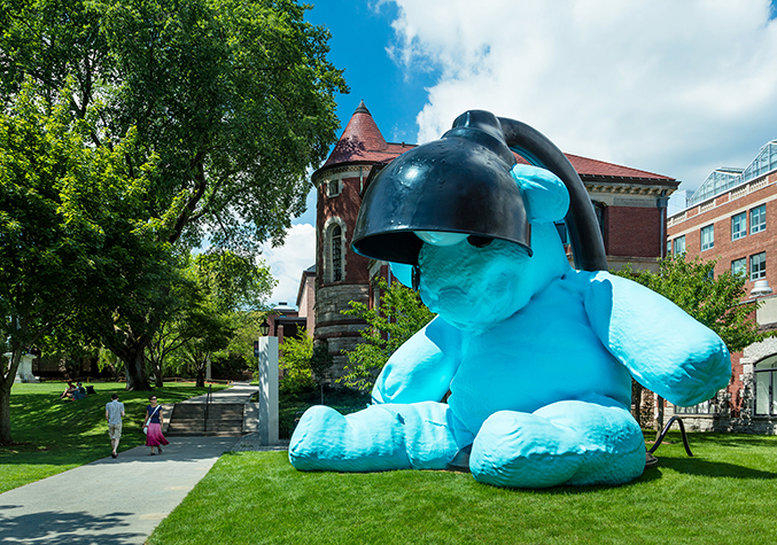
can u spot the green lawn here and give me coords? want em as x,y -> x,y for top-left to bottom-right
149,432 -> 777,545
0,381 -> 226,493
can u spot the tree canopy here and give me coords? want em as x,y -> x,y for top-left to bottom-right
0,82 -> 158,443
0,0 -> 347,389
340,278 -> 434,392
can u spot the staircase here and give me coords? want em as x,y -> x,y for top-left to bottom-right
166,403 -> 247,436
164,383 -> 260,437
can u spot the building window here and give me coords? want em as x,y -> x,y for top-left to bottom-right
326,179 -> 342,198
750,252 -> 766,281
731,212 -> 747,240
593,201 -> 606,238
666,239 -> 672,255
700,225 -> 714,251
754,357 -> 777,416
675,399 -> 714,415
673,235 -> 686,254
731,258 -> 747,277
751,204 -> 766,234
554,221 -> 568,246
331,225 -> 343,282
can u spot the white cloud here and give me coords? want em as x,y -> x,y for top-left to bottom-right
388,0 -> 777,190
260,223 -> 316,308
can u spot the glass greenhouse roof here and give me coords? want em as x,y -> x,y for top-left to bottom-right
688,140 -> 777,207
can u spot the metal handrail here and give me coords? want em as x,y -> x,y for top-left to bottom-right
648,415 -> 693,457
203,384 -> 212,433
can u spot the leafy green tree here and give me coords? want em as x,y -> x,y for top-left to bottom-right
310,338 -> 334,404
149,251 -> 275,386
0,83 -> 157,444
279,330 -> 315,394
616,254 -> 767,426
0,0 -> 347,389
340,278 -> 434,392
227,311 -> 268,373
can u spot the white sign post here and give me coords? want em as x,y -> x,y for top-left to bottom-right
256,336 -> 279,445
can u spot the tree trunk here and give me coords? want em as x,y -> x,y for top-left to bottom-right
154,368 -> 164,388
150,358 -> 164,388
0,350 -> 22,445
195,365 -> 205,388
123,348 -> 151,391
0,382 -> 13,446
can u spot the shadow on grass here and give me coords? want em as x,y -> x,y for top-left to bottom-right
678,433 -> 777,449
0,509 -> 141,545
654,456 -> 777,479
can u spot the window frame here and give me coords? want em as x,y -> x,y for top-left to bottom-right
750,204 -> 766,234
325,179 -> 342,198
330,225 -> 343,282
700,225 -> 714,251
754,357 -> 777,416
750,251 -> 766,281
731,211 -> 747,241
673,235 -> 686,255
731,257 -> 747,277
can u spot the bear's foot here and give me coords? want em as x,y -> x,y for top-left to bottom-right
470,411 -> 583,488
470,400 -> 645,488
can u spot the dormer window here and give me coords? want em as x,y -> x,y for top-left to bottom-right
326,179 -> 342,198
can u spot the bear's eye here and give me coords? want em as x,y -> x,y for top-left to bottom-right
467,235 -> 493,248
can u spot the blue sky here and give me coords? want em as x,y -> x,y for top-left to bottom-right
262,0 -> 777,306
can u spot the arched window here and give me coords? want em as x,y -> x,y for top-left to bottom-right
755,356 -> 777,415
331,225 -> 342,282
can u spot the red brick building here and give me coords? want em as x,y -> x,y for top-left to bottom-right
308,102 -> 679,372
667,140 -> 777,433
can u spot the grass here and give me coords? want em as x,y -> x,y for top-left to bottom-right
0,381 -> 226,493
279,386 -> 370,439
149,432 -> 777,545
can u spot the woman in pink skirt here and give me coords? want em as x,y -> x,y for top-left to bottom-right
145,395 -> 169,455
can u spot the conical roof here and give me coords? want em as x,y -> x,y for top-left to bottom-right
320,101 -> 412,169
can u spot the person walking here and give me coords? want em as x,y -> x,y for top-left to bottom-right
105,393 -> 125,459
145,395 -> 169,455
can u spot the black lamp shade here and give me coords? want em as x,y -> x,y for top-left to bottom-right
352,111 -> 530,265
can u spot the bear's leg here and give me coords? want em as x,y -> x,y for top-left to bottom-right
289,401 -> 471,472
470,397 -> 644,488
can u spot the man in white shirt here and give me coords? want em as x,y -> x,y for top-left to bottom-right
105,393 -> 125,459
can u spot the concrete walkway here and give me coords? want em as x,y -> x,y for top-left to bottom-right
181,381 -> 258,404
0,383 -> 280,545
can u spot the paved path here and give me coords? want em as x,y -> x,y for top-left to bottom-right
0,383 -> 282,545
182,381 -> 258,404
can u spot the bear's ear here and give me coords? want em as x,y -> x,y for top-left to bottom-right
510,164 -> 569,223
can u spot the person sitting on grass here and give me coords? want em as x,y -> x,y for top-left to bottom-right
59,381 -> 76,400
73,382 -> 86,401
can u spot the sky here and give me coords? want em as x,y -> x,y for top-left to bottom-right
260,0 -> 777,307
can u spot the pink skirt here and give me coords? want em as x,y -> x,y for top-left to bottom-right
145,423 -> 169,447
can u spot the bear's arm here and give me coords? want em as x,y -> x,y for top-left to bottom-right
583,271 -> 731,407
371,316 -> 461,405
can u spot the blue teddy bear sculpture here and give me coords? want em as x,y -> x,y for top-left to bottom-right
289,163 -> 730,488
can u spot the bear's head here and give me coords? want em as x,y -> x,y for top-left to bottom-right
396,164 -> 571,332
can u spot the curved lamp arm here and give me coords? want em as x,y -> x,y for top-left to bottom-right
498,117 -> 608,271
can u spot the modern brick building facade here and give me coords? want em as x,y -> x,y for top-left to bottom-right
307,102 -> 678,374
667,140 -> 777,433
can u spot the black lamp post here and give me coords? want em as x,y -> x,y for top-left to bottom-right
259,318 -> 270,337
